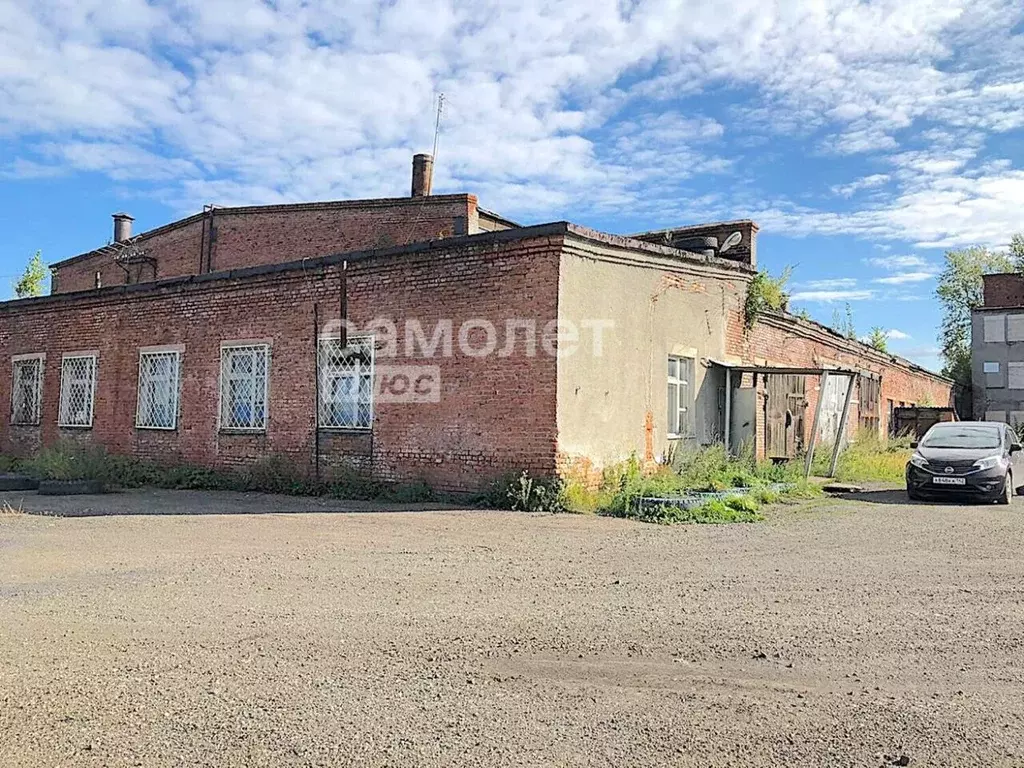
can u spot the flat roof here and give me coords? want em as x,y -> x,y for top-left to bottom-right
50,193 -> 479,269
708,360 -> 860,377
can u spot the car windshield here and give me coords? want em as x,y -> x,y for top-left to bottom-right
921,425 -> 1001,450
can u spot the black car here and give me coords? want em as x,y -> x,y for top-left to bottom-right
906,421 -> 1022,504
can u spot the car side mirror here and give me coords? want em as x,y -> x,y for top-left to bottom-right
909,441 -> 918,449
1012,444 -> 1022,454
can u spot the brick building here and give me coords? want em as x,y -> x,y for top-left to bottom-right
1,154 -> 952,491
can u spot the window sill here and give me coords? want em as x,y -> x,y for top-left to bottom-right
58,424 -> 93,429
219,428 -> 268,435
318,426 -> 372,433
135,425 -> 178,432
667,434 -> 696,441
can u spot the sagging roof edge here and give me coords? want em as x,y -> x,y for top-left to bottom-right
3,222 -> 750,312
49,193 -> 481,270
759,311 -> 952,385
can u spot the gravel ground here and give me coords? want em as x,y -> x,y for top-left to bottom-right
2,490 -> 1024,767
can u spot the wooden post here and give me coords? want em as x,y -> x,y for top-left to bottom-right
804,370 -> 829,479
828,373 -> 857,478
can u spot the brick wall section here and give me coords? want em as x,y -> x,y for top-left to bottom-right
983,273 -> 1024,308
51,195 -> 478,295
3,233 -> 560,492
731,311 -> 954,457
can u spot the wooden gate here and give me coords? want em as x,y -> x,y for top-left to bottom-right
766,374 -> 807,460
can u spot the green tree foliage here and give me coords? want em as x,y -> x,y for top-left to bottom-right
935,245 -> 1013,385
831,302 -> 856,340
1011,233 -> 1024,272
744,266 -> 792,329
14,251 -> 47,298
866,326 -> 889,353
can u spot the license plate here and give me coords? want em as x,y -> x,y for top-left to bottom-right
933,476 -> 966,485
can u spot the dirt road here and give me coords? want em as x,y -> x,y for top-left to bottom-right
2,490 -> 1023,766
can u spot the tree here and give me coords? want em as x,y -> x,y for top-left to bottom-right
935,245 -> 1013,385
743,265 -> 792,329
15,251 -> 47,298
866,326 -> 889,353
1011,233 -> 1024,272
831,302 -> 856,340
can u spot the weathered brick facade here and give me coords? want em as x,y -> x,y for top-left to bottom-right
5,231 -> 562,491
51,195 -> 480,295
982,273 -> 1024,308
734,311 -> 953,456
9,183 -> 954,490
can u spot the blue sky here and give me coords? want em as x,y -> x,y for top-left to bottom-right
2,0 -> 1024,374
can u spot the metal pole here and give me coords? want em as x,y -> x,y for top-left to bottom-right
804,370 -> 829,479
724,368 -> 732,455
828,373 -> 857,478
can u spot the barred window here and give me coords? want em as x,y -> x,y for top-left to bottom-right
58,354 -> 97,427
11,357 -> 43,426
136,350 -> 181,430
220,344 -> 269,431
318,336 -> 373,429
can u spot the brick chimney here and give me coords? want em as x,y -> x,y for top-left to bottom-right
112,212 -> 134,243
411,153 -> 433,197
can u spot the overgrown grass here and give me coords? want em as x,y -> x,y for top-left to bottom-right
3,442 -> 437,502
502,444 -> 821,524
810,435 -> 913,483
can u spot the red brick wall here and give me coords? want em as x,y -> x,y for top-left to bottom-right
3,233 -> 560,492
51,195 -> 477,295
983,273 -> 1024,307
730,311 -> 953,457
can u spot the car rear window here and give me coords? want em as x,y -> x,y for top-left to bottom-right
921,426 -> 1001,449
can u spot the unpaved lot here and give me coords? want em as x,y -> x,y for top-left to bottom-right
2,490 -> 1024,767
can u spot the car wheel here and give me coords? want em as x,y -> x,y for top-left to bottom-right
999,472 -> 1014,505
907,485 -> 920,501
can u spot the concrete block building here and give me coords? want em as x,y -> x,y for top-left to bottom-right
972,273 -> 1024,425
1,154 -> 952,491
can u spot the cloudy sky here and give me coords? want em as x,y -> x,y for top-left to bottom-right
2,0 -> 1023,371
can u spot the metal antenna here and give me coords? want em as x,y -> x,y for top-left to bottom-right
429,93 -> 445,194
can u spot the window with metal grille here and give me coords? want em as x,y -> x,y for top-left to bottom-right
136,350 -> 181,429
667,356 -> 696,438
58,355 -> 96,427
318,336 -> 374,429
11,357 -> 43,426
220,344 -> 269,431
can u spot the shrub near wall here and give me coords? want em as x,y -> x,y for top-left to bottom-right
10,442 -> 436,501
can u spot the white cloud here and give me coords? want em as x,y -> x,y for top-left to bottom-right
864,254 -> 931,270
0,0 -> 1021,239
832,174 -> 891,198
873,271 -> 939,284
789,289 -> 875,303
888,329 -> 911,339
795,278 -> 859,290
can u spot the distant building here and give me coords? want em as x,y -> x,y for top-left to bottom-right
1,154 -> 952,491
972,273 -> 1024,425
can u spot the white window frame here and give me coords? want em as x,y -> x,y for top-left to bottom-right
11,353 -> 44,426
318,334 -> 375,430
218,342 -> 270,432
667,356 -> 696,439
135,347 -> 182,430
58,353 -> 97,428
